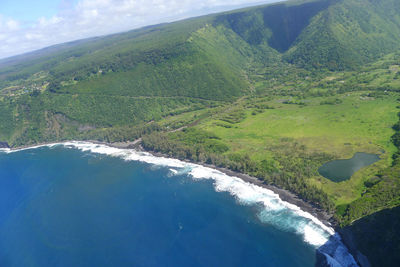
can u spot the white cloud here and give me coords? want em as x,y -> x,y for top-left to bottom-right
0,0 -> 277,59
6,19 -> 19,31
38,16 -> 63,27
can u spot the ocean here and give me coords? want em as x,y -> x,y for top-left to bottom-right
0,142 -> 357,266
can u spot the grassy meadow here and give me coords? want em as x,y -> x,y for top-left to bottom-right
2,0 -> 400,262
182,92 -> 399,205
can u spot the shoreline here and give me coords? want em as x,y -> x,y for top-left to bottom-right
2,140 -> 362,266
105,141 -> 336,227
3,139 -> 335,228
143,149 -> 335,228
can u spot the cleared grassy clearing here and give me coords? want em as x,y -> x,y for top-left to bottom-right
196,92 -> 399,205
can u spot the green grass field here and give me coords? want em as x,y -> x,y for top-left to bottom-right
1,0 -> 400,262
195,92 -> 399,205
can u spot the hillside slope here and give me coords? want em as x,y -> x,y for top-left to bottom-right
1,0 -> 400,147
286,0 -> 400,70
1,1 -> 400,264
0,17 -> 256,146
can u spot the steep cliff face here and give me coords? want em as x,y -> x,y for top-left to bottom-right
1,2 -> 400,263
316,233 -> 360,267
339,207 -> 400,267
215,0 -> 400,70
283,0 -> 400,70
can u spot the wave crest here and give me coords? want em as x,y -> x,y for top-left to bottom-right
63,141 -> 334,247
1,141 -> 358,266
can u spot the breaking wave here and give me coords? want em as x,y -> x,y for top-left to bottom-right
0,141 -> 358,266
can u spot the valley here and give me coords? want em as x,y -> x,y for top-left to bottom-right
1,0 -> 400,265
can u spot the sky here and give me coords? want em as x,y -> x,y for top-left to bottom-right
0,0 -> 279,60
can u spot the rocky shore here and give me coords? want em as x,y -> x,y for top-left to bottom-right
0,142 -> 9,148
130,145 -> 335,228
4,139 -> 362,266
4,139 -> 334,227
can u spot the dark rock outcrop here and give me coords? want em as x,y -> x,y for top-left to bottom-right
316,233 -> 359,267
0,142 -> 9,148
340,207 -> 400,267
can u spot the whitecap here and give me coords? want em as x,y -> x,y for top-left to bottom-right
0,148 -> 10,153
58,141 -> 334,247
169,168 -> 179,174
318,233 -> 359,267
1,141 -> 359,265
0,143 -> 63,154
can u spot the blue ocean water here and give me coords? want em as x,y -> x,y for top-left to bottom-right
0,143 -> 354,266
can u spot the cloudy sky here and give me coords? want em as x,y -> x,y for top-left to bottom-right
0,0 -> 278,59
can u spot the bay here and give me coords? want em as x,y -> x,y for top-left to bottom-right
0,143 -> 351,266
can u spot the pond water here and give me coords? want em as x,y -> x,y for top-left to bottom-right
318,152 -> 380,182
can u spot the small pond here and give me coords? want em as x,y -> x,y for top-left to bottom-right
318,152 -> 380,182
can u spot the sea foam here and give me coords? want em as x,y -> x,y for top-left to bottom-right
64,142 -> 334,245
0,141 -> 358,266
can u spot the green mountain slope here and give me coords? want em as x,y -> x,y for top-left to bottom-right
1,0 -> 400,265
217,0 -> 332,53
0,0 -> 399,166
286,0 -> 400,70
2,0 -> 400,99
0,16 -> 256,145
57,25 -> 252,101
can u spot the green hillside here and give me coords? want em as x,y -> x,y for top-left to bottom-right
1,0 -> 400,264
2,0 -> 400,147
286,0 -> 400,70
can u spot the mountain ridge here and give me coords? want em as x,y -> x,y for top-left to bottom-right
1,1 -> 400,265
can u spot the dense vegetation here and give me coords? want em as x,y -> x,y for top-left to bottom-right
142,128 -> 335,211
336,109 -> 400,224
341,206 -> 400,267
1,0 -> 400,265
